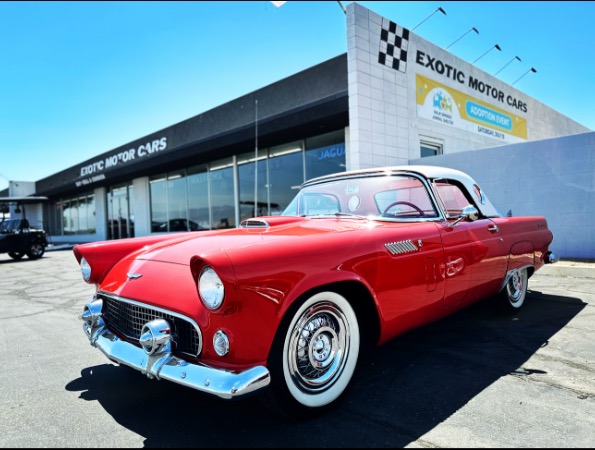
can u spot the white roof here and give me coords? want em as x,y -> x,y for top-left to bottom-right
304,165 -> 501,218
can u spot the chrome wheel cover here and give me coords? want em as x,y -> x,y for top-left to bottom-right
282,292 -> 359,408
289,302 -> 348,392
506,268 -> 527,306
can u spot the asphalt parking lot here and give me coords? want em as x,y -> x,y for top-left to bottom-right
0,249 -> 593,448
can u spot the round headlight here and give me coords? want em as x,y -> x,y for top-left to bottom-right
80,257 -> 92,282
199,266 -> 224,310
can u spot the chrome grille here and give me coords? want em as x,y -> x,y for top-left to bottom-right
98,293 -> 202,357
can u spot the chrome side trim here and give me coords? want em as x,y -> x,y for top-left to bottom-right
88,326 -> 270,399
385,240 -> 419,255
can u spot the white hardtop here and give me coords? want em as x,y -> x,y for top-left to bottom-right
303,165 -> 501,218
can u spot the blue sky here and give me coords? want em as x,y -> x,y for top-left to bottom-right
1,1 -> 593,191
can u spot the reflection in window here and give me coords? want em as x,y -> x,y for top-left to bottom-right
187,165 -> 210,231
49,202 -> 62,235
305,130 -> 346,181
150,176 -> 167,232
144,131 -> 347,233
50,192 -> 95,235
210,158 -> 235,229
167,172 -> 187,231
268,147 -> 303,216
108,185 -> 132,239
238,153 -> 268,221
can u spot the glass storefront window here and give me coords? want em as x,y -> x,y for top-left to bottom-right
167,172 -> 189,231
187,164 -> 210,231
62,199 -> 74,235
45,131 -> 345,238
108,185 -> 132,239
78,195 -> 96,234
150,176 -> 167,232
238,152 -> 268,221
49,192 -> 95,236
50,202 -> 62,235
91,130 -> 345,238
268,143 -> 304,215
305,130 -> 346,181
210,157 -> 235,229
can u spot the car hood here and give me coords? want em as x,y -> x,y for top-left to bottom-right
133,216 -> 377,265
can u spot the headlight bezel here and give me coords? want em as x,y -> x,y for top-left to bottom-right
198,265 -> 225,310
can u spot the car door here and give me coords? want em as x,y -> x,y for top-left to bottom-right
433,181 -> 507,308
360,221 -> 446,340
0,219 -> 23,254
436,218 -> 507,307
0,228 -> 7,253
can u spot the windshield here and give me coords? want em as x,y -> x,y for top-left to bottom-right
0,219 -> 23,233
282,174 -> 439,221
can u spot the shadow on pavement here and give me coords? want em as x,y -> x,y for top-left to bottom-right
65,289 -> 586,448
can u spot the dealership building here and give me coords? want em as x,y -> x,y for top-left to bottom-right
2,3 -> 592,256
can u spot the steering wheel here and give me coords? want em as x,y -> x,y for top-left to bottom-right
383,201 -> 426,217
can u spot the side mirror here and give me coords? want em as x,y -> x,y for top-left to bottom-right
451,205 -> 480,227
461,205 -> 479,221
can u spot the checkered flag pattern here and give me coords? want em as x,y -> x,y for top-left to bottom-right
378,20 -> 410,73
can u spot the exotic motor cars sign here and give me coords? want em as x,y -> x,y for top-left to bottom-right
76,137 -> 168,187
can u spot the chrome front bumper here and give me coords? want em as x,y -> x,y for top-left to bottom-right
81,304 -> 270,400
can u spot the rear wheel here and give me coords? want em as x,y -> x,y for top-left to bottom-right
267,291 -> 360,418
498,267 -> 528,312
8,251 -> 24,260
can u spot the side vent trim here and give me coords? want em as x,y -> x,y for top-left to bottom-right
385,240 -> 419,256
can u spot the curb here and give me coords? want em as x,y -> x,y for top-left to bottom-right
538,264 -> 595,280
46,244 -> 75,252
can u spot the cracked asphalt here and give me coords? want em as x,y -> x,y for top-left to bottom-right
0,249 -> 593,448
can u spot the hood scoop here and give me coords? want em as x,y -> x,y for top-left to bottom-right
239,216 -> 308,230
240,219 -> 270,229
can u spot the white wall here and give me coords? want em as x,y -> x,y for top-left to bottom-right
410,132 -> 595,259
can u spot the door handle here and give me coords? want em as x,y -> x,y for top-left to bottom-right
487,225 -> 499,232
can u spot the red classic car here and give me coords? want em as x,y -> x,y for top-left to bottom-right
74,165 -> 557,417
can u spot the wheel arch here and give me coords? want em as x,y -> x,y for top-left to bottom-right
268,280 -> 381,363
503,240 -> 536,284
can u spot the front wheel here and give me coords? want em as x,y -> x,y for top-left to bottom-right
267,291 -> 360,417
498,267 -> 528,312
26,242 -> 45,259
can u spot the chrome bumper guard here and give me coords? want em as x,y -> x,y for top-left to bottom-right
81,302 -> 270,400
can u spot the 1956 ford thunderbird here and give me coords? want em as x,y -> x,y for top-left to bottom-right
74,165 -> 556,416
